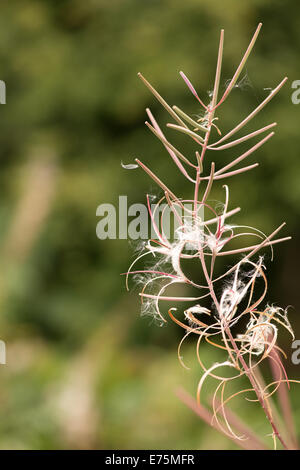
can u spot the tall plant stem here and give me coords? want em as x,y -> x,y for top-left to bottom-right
269,345 -> 298,449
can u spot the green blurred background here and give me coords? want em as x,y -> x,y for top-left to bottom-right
0,0 -> 299,449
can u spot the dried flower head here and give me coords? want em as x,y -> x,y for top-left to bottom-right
125,23 -> 299,450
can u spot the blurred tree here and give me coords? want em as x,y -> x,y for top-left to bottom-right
0,0 -> 298,449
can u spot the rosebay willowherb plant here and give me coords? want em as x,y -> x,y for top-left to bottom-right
125,23 -> 299,449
